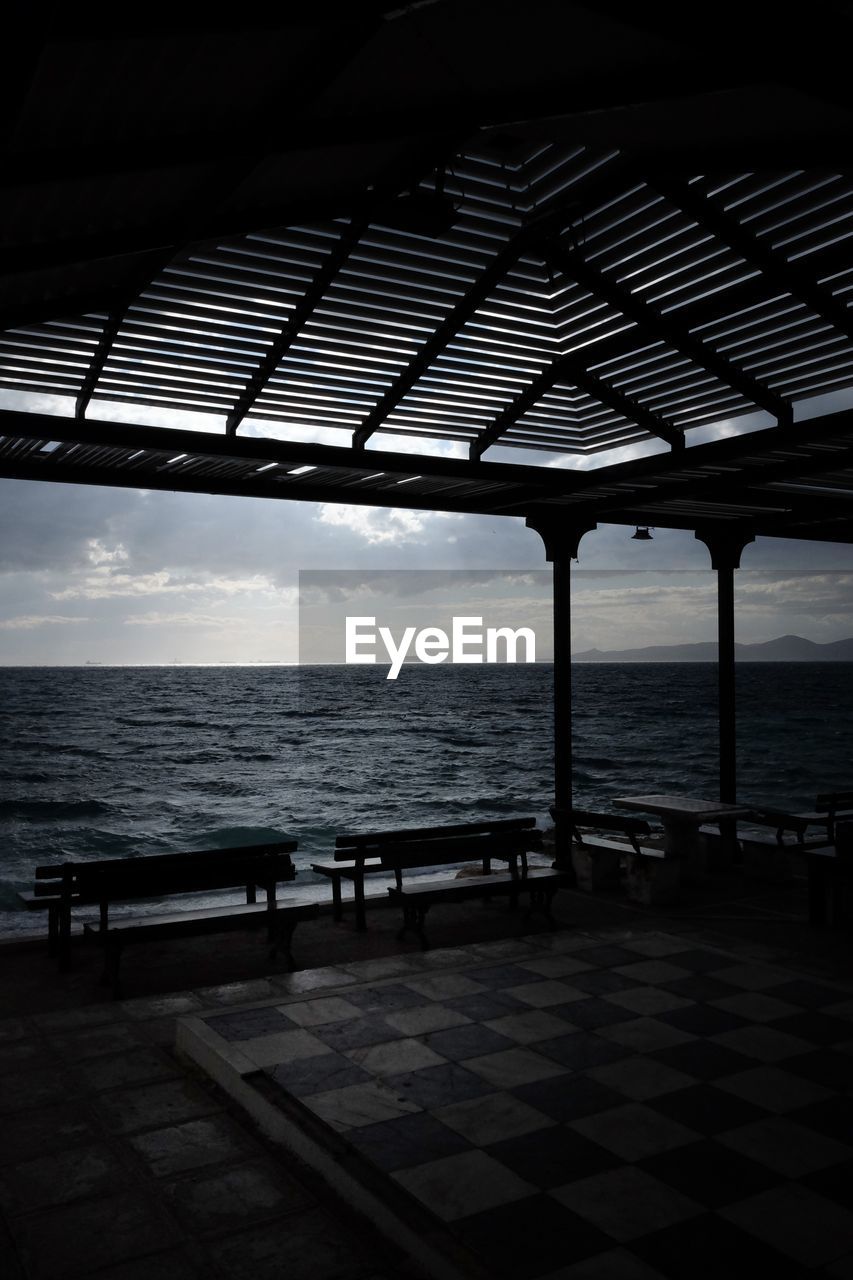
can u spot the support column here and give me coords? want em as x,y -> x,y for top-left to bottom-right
695,528 -> 754,804
527,516 -> 596,862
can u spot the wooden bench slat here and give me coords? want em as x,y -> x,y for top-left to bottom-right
575,835 -> 667,861
84,900 -> 319,937
376,831 -> 541,871
389,867 -> 561,899
335,816 -> 535,848
815,792 -> 853,811
552,807 -> 653,838
312,858 -> 384,874
18,889 -> 80,909
73,859 -> 296,902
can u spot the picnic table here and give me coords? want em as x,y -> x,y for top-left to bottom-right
613,794 -> 751,877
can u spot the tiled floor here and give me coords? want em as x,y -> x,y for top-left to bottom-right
181,929 -> 853,1279
0,988 -> 410,1279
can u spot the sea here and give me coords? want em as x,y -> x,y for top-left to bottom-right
2,662 -> 852,936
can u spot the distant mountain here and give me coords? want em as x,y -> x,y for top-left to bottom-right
572,634 -> 853,662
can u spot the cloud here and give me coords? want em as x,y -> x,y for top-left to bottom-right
123,610 -> 245,627
315,503 -> 455,545
298,567 -> 546,603
51,567 -> 286,601
0,614 -> 88,630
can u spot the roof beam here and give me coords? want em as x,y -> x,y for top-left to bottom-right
607,496 -> 853,542
537,231 -> 792,427
0,407 -> 590,498
74,250 -> 180,419
225,218 -> 367,436
574,440 -> 853,520
351,227 -> 537,448
7,406 -> 853,542
469,351 -> 684,460
645,173 -> 853,343
0,454 -> 515,519
532,404 -> 853,496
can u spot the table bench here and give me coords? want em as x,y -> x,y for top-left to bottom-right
29,841 -> 318,995
552,807 -> 680,903
728,807 -> 833,881
814,792 -> 853,841
376,825 -> 558,948
805,819 -> 853,928
313,816 -> 540,932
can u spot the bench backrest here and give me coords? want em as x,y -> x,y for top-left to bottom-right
75,852 -> 295,902
746,808 -> 813,842
550,806 -> 651,854
377,829 -> 543,887
815,793 -> 853,840
335,816 -> 535,854
815,792 -> 853,811
33,841 -> 298,905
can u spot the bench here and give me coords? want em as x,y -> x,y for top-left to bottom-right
554,807 -> 682,904
730,807 -> 832,881
561,807 -> 660,887
376,825 -> 560,948
814,792 -> 853,842
31,841 -> 318,995
806,820 -> 853,928
313,816 -> 540,931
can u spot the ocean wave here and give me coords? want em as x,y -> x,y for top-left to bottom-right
193,826 -> 296,849
0,798 -> 111,821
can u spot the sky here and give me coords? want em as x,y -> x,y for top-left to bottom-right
3,391 -> 853,664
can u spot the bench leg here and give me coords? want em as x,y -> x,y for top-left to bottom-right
270,919 -> 299,971
331,875 -> 343,923
526,884 -> 557,927
48,903 -> 59,957
58,904 -> 72,971
397,903 -> 430,949
354,875 -> 367,933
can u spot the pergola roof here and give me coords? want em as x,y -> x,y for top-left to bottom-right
5,2 -> 853,542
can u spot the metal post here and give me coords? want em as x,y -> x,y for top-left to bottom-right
553,550 -> 572,823
717,561 -> 736,804
527,517 -> 596,862
696,528 -> 754,806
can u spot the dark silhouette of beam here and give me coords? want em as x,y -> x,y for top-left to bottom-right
0,407 -> 591,497
225,218 -> 367,436
538,231 -> 792,426
74,251 -> 178,419
581,439 -> 853,519
352,227 -> 538,448
646,173 -> 853,344
469,351 -> 684,460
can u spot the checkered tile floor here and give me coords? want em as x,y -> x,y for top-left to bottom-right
187,932 -> 853,1279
